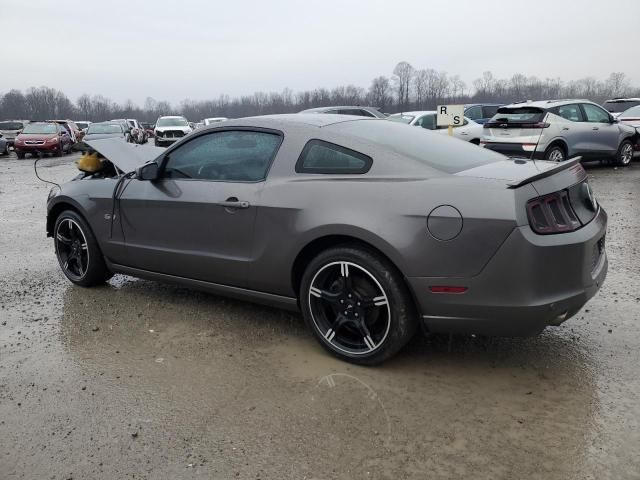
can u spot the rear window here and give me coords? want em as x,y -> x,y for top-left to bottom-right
620,105 -> 640,118
88,124 -> 122,134
603,100 -> 640,114
332,120 -> 504,174
296,140 -> 372,174
487,107 -> 546,125
0,121 -> 25,130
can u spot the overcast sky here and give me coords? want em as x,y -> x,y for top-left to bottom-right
4,0 -> 639,105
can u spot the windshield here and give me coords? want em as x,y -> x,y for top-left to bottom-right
0,121 -> 25,130
387,114 -> 414,124
87,124 -> 122,134
76,122 -> 89,130
620,105 -> 640,118
22,123 -> 57,134
488,107 -> 545,124
604,100 -> 640,113
333,120 -> 504,174
157,117 -> 188,127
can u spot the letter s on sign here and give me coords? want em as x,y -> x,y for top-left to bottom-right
453,115 -> 461,125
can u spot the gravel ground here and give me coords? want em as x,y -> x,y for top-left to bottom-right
0,149 -> 639,480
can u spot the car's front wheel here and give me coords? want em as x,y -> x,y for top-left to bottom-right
300,246 -> 417,365
54,210 -> 112,287
616,139 -> 634,166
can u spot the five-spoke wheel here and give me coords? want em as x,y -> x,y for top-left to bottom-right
301,246 -> 417,364
55,217 -> 89,281
53,210 -> 112,286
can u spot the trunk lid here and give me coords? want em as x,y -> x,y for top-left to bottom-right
483,106 -> 547,142
456,157 -> 581,188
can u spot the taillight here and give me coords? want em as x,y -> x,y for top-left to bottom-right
526,190 -> 581,234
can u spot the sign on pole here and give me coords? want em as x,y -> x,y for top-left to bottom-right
436,105 -> 464,136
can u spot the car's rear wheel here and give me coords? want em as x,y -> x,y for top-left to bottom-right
300,246 -> 417,365
544,144 -> 566,162
616,140 -> 634,166
3,143 -> 9,155
16,151 -> 25,159
54,210 -> 112,287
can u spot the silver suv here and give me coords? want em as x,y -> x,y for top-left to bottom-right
481,100 -> 638,166
0,120 -> 29,148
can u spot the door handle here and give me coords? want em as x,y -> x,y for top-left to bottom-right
219,197 -> 250,209
562,127 -> 570,131
592,127 -> 599,131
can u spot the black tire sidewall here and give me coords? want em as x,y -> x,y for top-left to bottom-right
300,246 -> 417,365
544,145 -> 565,161
54,210 -> 111,287
617,140 -> 633,166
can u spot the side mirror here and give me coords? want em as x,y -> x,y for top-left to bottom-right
611,116 -> 619,123
136,162 -> 159,181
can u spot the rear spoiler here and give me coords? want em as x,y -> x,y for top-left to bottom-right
507,157 -> 582,189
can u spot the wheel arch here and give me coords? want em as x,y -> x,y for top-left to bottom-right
544,138 -> 569,157
46,199 -> 86,237
290,234 -> 418,313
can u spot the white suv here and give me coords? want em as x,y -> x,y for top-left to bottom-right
481,99 -> 638,166
154,116 -> 192,147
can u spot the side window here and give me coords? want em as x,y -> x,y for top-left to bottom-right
465,106 -> 482,120
415,114 -> 436,130
554,104 -> 583,122
337,109 -> 367,116
482,106 -> 499,119
163,130 -> 282,182
296,139 -> 372,174
582,104 -> 610,123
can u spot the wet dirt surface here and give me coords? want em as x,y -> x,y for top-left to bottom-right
1,149 -> 639,479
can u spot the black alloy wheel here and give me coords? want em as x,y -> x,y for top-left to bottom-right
301,246 -> 417,364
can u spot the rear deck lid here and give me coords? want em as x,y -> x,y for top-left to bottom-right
456,157 -> 582,188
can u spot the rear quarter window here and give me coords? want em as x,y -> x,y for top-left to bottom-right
296,139 -> 372,174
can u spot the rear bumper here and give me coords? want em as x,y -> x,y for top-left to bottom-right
481,141 -> 546,159
408,207 -> 608,336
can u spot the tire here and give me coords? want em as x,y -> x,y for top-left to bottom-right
616,139 -> 634,166
544,144 -> 566,162
53,210 -> 112,287
299,245 -> 417,365
16,151 -> 25,159
55,143 -> 63,157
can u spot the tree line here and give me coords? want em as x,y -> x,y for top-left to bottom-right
1,62 -> 637,122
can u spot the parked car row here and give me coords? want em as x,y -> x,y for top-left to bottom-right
304,99 -> 639,166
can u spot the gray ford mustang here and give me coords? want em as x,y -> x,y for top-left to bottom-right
46,114 -> 608,364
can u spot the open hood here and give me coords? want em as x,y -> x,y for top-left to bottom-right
83,138 -> 164,173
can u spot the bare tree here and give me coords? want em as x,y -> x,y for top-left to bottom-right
393,61 -> 414,109
368,76 -> 392,111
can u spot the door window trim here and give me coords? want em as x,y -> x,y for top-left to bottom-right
579,103 -> 612,123
295,139 -> 373,174
158,126 -> 284,183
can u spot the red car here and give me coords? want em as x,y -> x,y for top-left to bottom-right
14,122 -> 73,158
